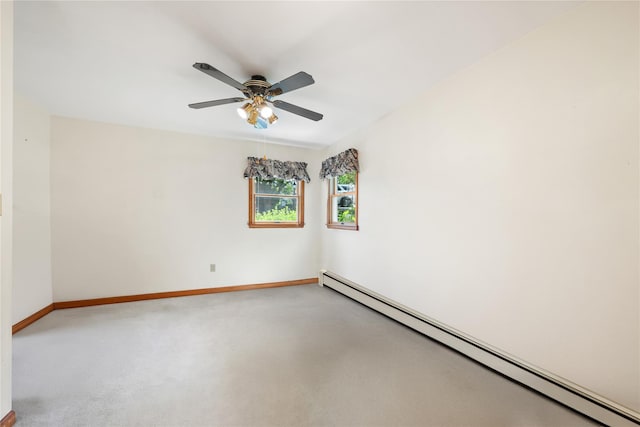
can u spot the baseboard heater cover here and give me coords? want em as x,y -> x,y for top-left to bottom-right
320,271 -> 639,427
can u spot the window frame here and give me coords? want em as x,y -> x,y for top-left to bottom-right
248,177 -> 305,229
327,172 -> 359,230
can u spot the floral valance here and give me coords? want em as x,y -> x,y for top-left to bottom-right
243,157 -> 311,183
319,148 -> 359,180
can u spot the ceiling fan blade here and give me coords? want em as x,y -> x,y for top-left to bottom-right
193,63 -> 247,93
272,100 -> 323,121
188,97 -> 246,109
267,72 -> 315,96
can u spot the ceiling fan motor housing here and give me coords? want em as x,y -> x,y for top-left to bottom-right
244,75 -> 271,97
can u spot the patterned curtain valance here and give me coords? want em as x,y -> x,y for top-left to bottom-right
319,148 -> 359,180
243,157 -> 311,183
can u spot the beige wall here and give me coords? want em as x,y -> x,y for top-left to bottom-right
13,94 -> 53,323
0,0 -> 13,419
10,0 -> 639,415
321,1 -> 639,410
50,117 -> 321,301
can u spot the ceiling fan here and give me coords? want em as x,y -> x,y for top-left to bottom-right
188,63 -> 323,129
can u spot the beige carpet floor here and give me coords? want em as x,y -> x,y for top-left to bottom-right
12,284 -> 599,426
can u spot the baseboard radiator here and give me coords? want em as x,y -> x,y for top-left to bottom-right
320,271 -> 639,427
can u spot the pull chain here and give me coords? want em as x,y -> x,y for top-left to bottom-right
262,134 -> 267,160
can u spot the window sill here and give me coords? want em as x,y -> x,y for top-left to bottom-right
327,223 -> 359,231
249,222 -> 305,229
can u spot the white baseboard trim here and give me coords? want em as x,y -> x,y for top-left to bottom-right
320,271 -> 639,427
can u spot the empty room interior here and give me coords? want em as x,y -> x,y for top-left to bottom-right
0,1 -> 639,426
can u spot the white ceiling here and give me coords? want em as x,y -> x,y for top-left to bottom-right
14,1 -> 579,149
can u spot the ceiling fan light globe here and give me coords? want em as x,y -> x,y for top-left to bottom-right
259,105 -> 273,119
237,102 -> 252,119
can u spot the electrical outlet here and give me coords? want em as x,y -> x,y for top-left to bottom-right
210,264 -> 216,272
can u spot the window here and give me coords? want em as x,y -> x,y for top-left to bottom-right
249,177 -> 305,228
243,156 -> 310,228
320,148 -> 359,230
327,171 -> 358,230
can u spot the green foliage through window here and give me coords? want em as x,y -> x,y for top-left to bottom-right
338,207 -> 355,223
255,206 -> 298,222
337,171 -> 356,185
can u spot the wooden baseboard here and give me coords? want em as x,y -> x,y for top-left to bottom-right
52,278 -> 318,310
13,278 -> 317,334
12,304 -> 54,334
0,410 -> 16,427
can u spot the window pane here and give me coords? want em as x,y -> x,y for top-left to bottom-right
255,178 -> 297,195
333,195 -> 356,223
328,172 -> 357,229
336,171 -> 356,193
255,196 -> 298,222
